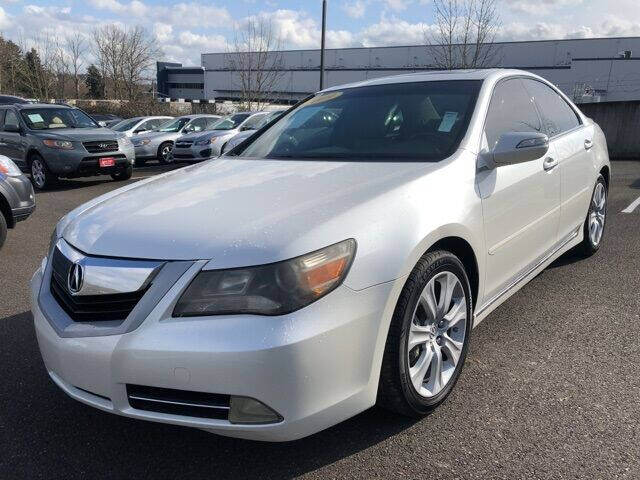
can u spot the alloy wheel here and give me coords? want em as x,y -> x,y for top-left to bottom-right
31,159 -> 46,189
161,144 -> 173,163
589,182 -> 606,246
407,271 -> 467,398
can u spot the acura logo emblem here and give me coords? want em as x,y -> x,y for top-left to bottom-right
68,262 -> 84,294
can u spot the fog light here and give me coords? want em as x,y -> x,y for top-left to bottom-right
228,396 -> 282,424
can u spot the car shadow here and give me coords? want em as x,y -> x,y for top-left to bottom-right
3,310 -> 423,479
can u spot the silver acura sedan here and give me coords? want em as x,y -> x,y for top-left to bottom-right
31,69 -> 610,441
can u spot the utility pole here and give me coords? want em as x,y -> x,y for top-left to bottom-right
320,0 -> 327,90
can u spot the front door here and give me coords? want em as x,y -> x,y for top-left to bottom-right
477,77 -> 561,302
1,109 -> 28,169
522,78 -> 593,240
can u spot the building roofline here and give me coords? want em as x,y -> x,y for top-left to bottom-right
202,36 -> 640,56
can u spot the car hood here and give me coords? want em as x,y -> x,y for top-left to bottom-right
61,158 -> 442,267
36,128 -> 123,141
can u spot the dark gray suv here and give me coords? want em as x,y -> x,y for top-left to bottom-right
0,103 -> 135,189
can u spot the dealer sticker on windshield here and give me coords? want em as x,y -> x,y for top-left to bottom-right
438,112 -> 459,133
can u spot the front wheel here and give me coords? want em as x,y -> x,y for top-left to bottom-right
576,174 -> 607,257
111,165 -> 133,181
158,142 -> 174,165
30,154 -> 57,190
378,250 -> 473,416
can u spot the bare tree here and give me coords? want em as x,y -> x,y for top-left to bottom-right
67,34 -> 87,99
92,25 -> 161,101
427,0 -> 501,70
225,17 -> 285,110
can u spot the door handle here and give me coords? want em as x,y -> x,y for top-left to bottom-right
584,139 -> 593,150
543,157 -> 558,171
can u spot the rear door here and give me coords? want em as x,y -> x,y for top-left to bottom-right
478,77 -> 561,301
522,78 -> 592,239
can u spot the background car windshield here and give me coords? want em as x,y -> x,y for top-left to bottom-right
242,113 -> 268,130
158,118 -> 189,132
213,113 -> 251,130
239,80 -> 481,160
20,108 -> 98,130
111,118 -> 140,132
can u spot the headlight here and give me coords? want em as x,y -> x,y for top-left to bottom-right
0,156 -> 23,176
43,139 -> 74,150
119,137 -> 133,147
174,239 -> 356,317
195,138 -> 212,146
133,138 -> 151,147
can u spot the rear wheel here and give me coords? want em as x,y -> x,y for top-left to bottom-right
111,165 -> 133,181
576,174 -> 607,257
0,211 -> 7,250
30,154 -> 57,190
378,250 -> 473,416
158,142 -> 174,164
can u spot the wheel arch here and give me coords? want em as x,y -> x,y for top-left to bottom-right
426,236 -> 480,311
0,192 -> 14,228
599,165 -> 610,189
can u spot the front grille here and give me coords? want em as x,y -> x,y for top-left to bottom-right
127,384 -> 230,420
174,141 -> 193,148
83,140 -> 119,153
50,247 -> 147,322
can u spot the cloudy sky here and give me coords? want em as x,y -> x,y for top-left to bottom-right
1,0 -> 639,67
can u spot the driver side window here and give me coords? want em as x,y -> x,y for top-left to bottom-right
4,110 -> 20,130
484,78 -> 542,150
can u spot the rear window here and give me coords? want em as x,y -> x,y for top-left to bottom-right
238,80 -> 481,161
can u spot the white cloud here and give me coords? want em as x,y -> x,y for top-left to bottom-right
342,1 -> 367,19
0,7 -> 12,30
153,22 -> 173,42
360,16 -> 427,46
88,0 -> 149,17
506,0 -> 583,16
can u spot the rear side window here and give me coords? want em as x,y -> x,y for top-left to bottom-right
522,79 -> 580,137
4,110 -> 20,130
484,78 -> 542,149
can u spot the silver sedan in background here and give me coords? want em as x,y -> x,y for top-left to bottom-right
110,116 -> 173,138
172,112 -> 267,161
221,110 -> 286,155
132,114 -> 221,165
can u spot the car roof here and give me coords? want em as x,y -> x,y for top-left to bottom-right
321,68 -> 531,92
12,103 -> 74,110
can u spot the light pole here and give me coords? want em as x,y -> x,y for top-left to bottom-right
320,0 -> 327,90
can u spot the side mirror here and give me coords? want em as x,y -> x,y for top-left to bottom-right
134,129 -> 148,134
4,124 -> 22,133
490,132 -> 549,168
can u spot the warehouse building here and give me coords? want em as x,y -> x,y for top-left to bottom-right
157,36 -> 640,104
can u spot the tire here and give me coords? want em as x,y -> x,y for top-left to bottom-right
111,165 -> 133,181
378,250 -> 473,417
576,174 -> 607,257
30,153 -> 57,190
158,142 -> 174,165
0,211 -> 7,250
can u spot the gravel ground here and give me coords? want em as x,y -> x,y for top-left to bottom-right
1,161 -> 639,479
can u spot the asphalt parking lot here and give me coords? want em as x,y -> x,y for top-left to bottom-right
1,161 -> 639,479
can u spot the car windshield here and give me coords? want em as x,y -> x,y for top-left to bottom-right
239,80 -> 481,161
213,113 -> 251,130
20,108 -> 99,130
257,111 -> 284,129
111,118 -> 140,132
157,117 -> 190,132
242,113 -> 268,130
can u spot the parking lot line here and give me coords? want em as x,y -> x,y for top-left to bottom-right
622,195 -> 640,213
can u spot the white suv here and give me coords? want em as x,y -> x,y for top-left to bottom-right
31,69 -> 609,441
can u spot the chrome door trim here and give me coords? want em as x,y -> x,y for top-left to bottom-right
476,225 -> 580,317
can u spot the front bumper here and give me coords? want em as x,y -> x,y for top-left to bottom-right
43,145 -> 134,177
31,256 -> 398,441
0,174 -> 35,226
172,143 -> 215,162
134,143 -> 158,160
